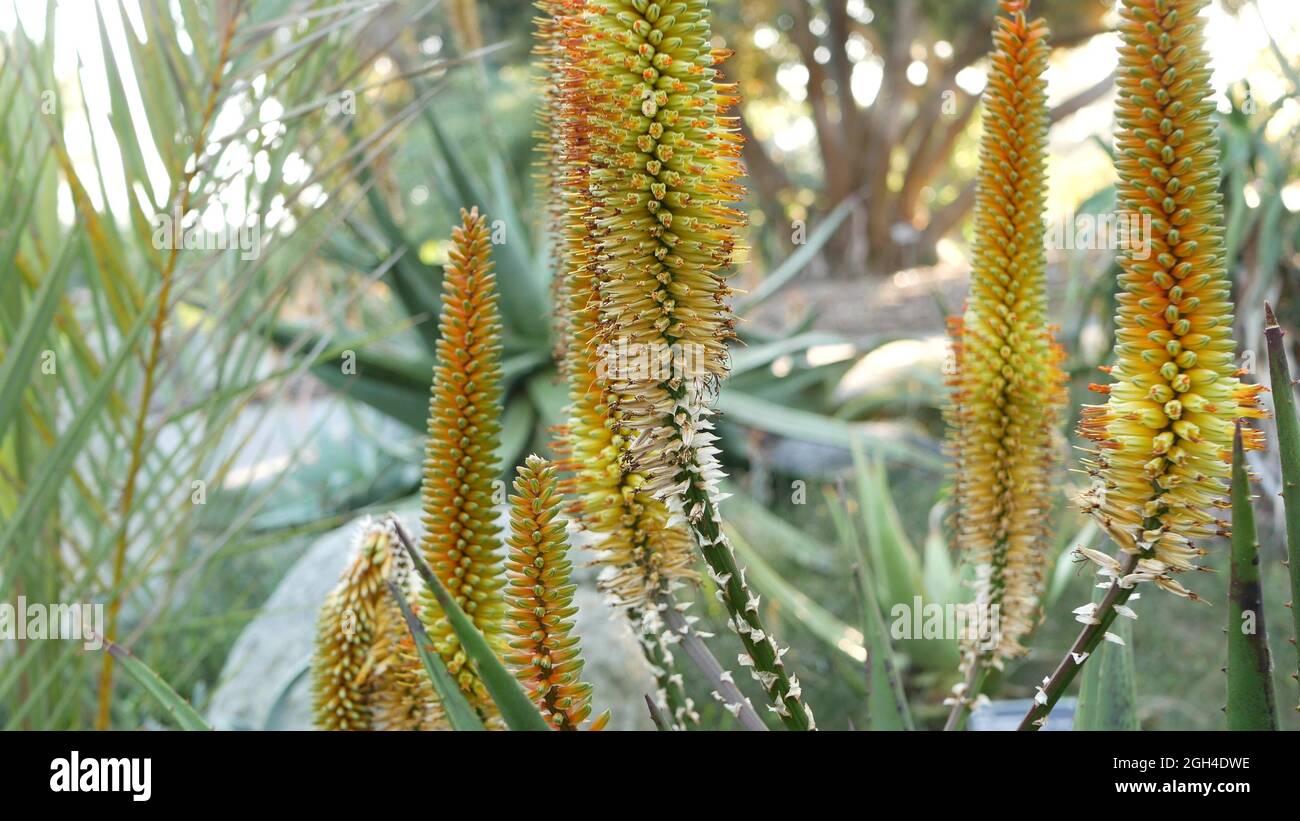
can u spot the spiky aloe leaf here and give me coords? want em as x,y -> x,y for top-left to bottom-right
102,641 -> 211,731
390,518 -> 552,731
417,206 -> 506,712
385,579 -> 485,732
1226,424 -> 1279,730
1263,303 -> 1300,706
824,487 -> 913,731
504,455 -> 608,730
943,0 -> 1065,727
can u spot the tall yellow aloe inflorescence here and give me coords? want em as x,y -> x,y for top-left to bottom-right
539,0 -> 700,727
1077,0 -> 1266,598
503,455 -> 608,730
417,206 -> 506,712
572,0 -> 811,729
311,519 -> 410,730
946,0 -> 1065,674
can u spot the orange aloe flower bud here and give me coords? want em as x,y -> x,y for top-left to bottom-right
311,519 -> 410,730
504,455 -> 608,730
1077,0 -> 1266,597
946,0 -> 1066,663
417,207 -> 507,707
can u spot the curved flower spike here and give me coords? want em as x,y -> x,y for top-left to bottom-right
504,455 -> 608,730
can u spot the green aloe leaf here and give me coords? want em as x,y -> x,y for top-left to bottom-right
1225,424 -> 1279,730
717,390 -> 943,469
388,518 -> 550,731
850,440 -> 923,610
823,487 -> 912,731
737,195 -> 857,313
385,580 -> 485,731
102,641 -> 211,731
1264,304 -> 1300,703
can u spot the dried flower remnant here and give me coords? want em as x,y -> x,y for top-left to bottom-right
311,519 -> 410,730
1076,0 -> 1266,598
945,0 -> 1065,673
582,0 -> 813,729
418,207 -> 507,710
503,455 -> 608,730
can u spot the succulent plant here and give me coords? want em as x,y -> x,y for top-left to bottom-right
573,0 -> 813,730
944,0 -> 1065,718
311,519 -> 410,730
417,206 -> 507,712
503,455 -> 609,730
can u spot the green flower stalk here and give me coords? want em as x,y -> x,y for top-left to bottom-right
504,455 -> 609,730
1022,0 -> 1267,730
580,0 -> 813,729
943,0 -> 1065,728
417,206 -> 506,714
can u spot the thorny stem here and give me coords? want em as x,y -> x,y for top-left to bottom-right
632,607 -> 697,730
658,594 -> 767,731
683,479 -> 813,730
644,694 -> 672,731
94,4 -> 242,730
943,655 -> 989,731
1017,551 -> 1140,730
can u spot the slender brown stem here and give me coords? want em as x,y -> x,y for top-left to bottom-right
1017,552 -> 1139,731
94,4 -> 242,730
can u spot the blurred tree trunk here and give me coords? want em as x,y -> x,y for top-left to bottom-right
735,0 -> 1112,278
